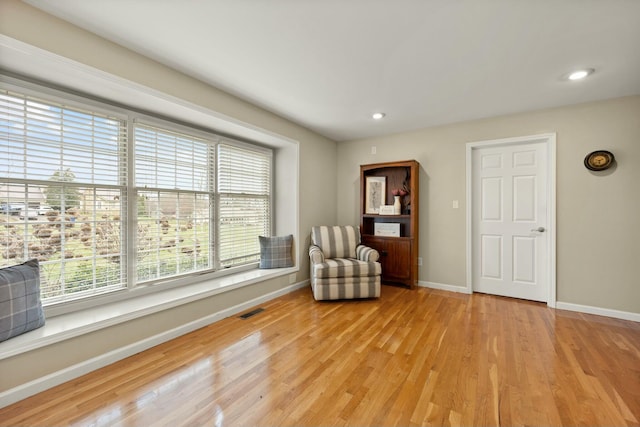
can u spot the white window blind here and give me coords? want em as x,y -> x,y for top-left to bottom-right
134,123 -> 214,282
1,79 -> 275,309
0,89 -> 128,303
217,143 -> 271,267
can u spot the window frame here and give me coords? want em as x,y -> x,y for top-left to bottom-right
1,76 -> 278,316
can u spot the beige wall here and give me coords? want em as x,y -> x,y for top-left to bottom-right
1,0 -> 639,397
337,96 -> 640,314
0,0 -> 337,391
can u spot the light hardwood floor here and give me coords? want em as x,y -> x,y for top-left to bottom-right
1,285 -> 639,426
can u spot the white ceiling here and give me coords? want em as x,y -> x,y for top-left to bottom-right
23,0 -> 640,141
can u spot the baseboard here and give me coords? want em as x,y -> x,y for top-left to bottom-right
555,301 -> 640,323
417,282 -> 638,323
418,280 -> 471,294
0,280 -> 309,409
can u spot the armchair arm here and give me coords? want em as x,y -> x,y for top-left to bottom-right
309,245 -> 325,264
356,244 -> 380,262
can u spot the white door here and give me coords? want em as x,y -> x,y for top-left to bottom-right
470,136 -> 552,302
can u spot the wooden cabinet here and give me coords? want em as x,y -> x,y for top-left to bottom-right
360,160 -> 419,288
363,236 -> 412,283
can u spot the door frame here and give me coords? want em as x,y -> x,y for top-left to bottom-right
465,133 -> 557,307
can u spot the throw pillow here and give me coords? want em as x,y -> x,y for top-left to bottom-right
0,259 -> 46,342
259,235 -> 293,269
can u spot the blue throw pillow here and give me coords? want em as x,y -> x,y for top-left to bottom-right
0,259 -> 46,342
259,235 -> 293,269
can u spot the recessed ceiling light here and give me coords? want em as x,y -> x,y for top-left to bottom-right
567,68 -> 594,81
372,112 -> 386,120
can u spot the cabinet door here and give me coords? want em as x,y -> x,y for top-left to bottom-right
362,236 -> 412,285
383,239 -> 412,282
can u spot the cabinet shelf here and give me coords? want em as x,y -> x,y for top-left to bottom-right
360,160 -> 419,288
362,214 -> 411,219
361,234 -> 412,240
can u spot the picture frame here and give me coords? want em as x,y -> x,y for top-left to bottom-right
365,176 -> 386,214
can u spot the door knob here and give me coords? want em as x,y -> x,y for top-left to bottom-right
530,227 -> 545,232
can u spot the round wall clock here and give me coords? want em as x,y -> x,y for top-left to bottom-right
584,150 -> 615,171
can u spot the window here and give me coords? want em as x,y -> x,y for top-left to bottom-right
0,90 -> 127,303
0,81 -> 273,307
218,143 -> 271,267
134,122 -> 215,283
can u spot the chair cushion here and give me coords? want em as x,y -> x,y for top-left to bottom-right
311,226 -> 360,259
0,259 -> 46,342
259,235 -> 293,268
313,258 -> 381,279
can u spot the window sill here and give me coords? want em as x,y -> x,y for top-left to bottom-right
0,267 -> 296,360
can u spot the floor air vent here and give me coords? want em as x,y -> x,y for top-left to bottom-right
239,308 -> 264,319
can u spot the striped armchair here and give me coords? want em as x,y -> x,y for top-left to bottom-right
309,225 -> 381,300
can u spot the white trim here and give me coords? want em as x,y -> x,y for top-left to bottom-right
556,301 -> 640,323
418,280 -> 471,294
0,267 -> 298,360
0,35 -> 296,149
465,146 -> 473,295
419,281 -> 638,323
548,134 -> 557,308
465,133 -> 557,307
0,35 -> 308,408
0,279 -> 309,409
0,35 -> 301,316
419,281 -> 638,322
